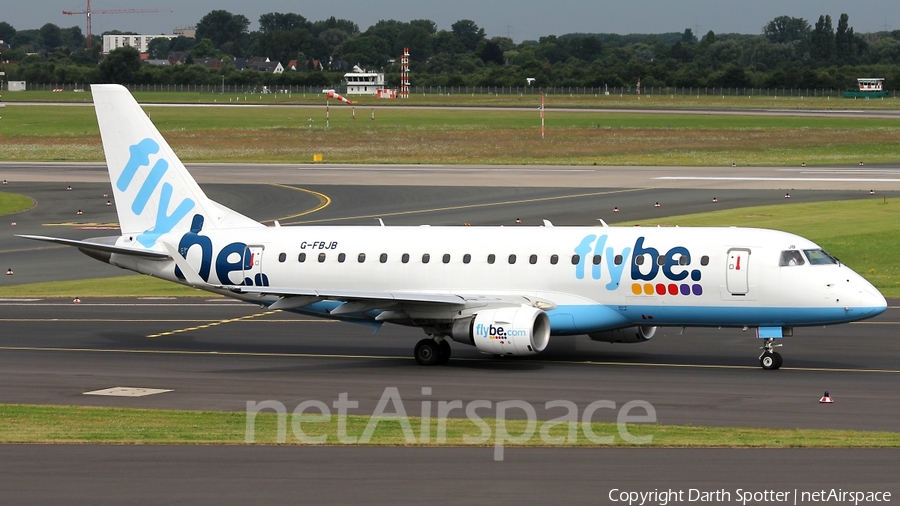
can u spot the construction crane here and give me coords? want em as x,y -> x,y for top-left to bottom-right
63,0 -> 172,49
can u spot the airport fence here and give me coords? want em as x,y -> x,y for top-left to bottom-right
16,82 -> 899,99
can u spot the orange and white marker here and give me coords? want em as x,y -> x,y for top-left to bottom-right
820,391 -> 833,403
73,297 -> 81,304
326,91 -> 353,105
6,268 -> 13,275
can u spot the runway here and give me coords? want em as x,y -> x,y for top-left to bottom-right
1,164 -> 898,503
6,161 -> 900,190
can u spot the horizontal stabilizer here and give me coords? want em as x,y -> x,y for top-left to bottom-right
17,234 -> 169,259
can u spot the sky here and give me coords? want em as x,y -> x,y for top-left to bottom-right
4,0 -> 899,42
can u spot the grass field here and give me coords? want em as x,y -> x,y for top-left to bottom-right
5,89 -> 900,111
2,102 -> 900,165
1,404 -> 897,447
0,191 -> 35,215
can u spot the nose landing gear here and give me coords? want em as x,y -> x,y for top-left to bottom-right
759,338 -> 783,370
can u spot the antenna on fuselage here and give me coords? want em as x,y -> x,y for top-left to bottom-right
376,218 -> 385,226
596,219 -> 609,227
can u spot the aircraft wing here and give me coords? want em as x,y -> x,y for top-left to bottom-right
223,285 -> 552,315
16,234 -> 170,259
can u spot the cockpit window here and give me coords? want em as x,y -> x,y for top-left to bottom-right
779,250 -> 805,267
804,249 -> 839,265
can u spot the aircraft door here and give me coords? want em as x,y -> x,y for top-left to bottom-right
242,245 -> 268,286
726,248 -> 750,295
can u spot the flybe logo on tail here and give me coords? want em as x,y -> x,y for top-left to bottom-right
118,138 -> 195,247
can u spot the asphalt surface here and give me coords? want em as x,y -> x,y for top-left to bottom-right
1,446 -> 895,506
1,165 -> 898,504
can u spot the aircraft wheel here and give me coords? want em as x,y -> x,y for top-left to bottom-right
414,339 -> 440,366
773,352 -> 783,369
760,352 -> 779,370
437,340 -> 452,364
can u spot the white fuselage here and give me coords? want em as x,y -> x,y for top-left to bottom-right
111,224 -> 886,335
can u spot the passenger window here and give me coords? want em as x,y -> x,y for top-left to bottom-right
463,254 -> 471,264
318,253 -> 326,263
700,255 -> 709,266
657,255 -> 666,266
550,254 -> 559,265
442,254 -> 451,264
678,255 -> 688,266
635,255 -> 644,266
592,255 -> 602,265
402,253 -> 409,264
571,255 -> 580,265
338,253 -> 346,263
358,253 -> 366,263
298,253 -> 306,263
614,255 -> 623,265
529,254 -> 537,265
422,253 -> 430,264
278,252 -> 286,263
380,253 -> 388,263
488,254 -> 495,264
508,254 -> 516,264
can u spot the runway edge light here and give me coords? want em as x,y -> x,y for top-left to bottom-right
820,391 -> 834,403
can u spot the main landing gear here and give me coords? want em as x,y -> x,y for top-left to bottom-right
414,337 -> 452,366
758,338 -> 783,370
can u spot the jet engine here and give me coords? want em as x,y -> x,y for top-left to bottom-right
588,326 -> 656,344
450,306 -> 550,356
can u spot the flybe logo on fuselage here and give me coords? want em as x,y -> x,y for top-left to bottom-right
118,138 -> 195,247
573,234 -> 703,295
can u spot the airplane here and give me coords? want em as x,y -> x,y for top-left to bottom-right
19,84 -> 887,369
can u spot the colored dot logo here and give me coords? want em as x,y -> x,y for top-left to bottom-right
632,283 -> 702,296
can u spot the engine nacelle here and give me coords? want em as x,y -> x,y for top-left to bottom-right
450,306 -> 550,356
588,326 -> 656,344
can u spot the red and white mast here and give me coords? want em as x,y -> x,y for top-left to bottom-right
400,47 -> 410,99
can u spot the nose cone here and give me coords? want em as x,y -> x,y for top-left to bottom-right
860,287 -> 888,318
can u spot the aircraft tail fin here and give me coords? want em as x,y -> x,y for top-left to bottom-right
91,84 -> 263,247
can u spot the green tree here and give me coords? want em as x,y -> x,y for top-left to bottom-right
451,19 -> 485,52
811,15 -> 835,62
835,13 -> 857,63
478,39 -> 504,65
191,38 -> 218,58
681,28 -> 696,44
259,12 -> 310,34
99,46 -> 141,83
0,21 -> 18,42
39,23 -> 62,49
764,16 -> 810,44
147,37 -> 171,59
196,10 -> 250,54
